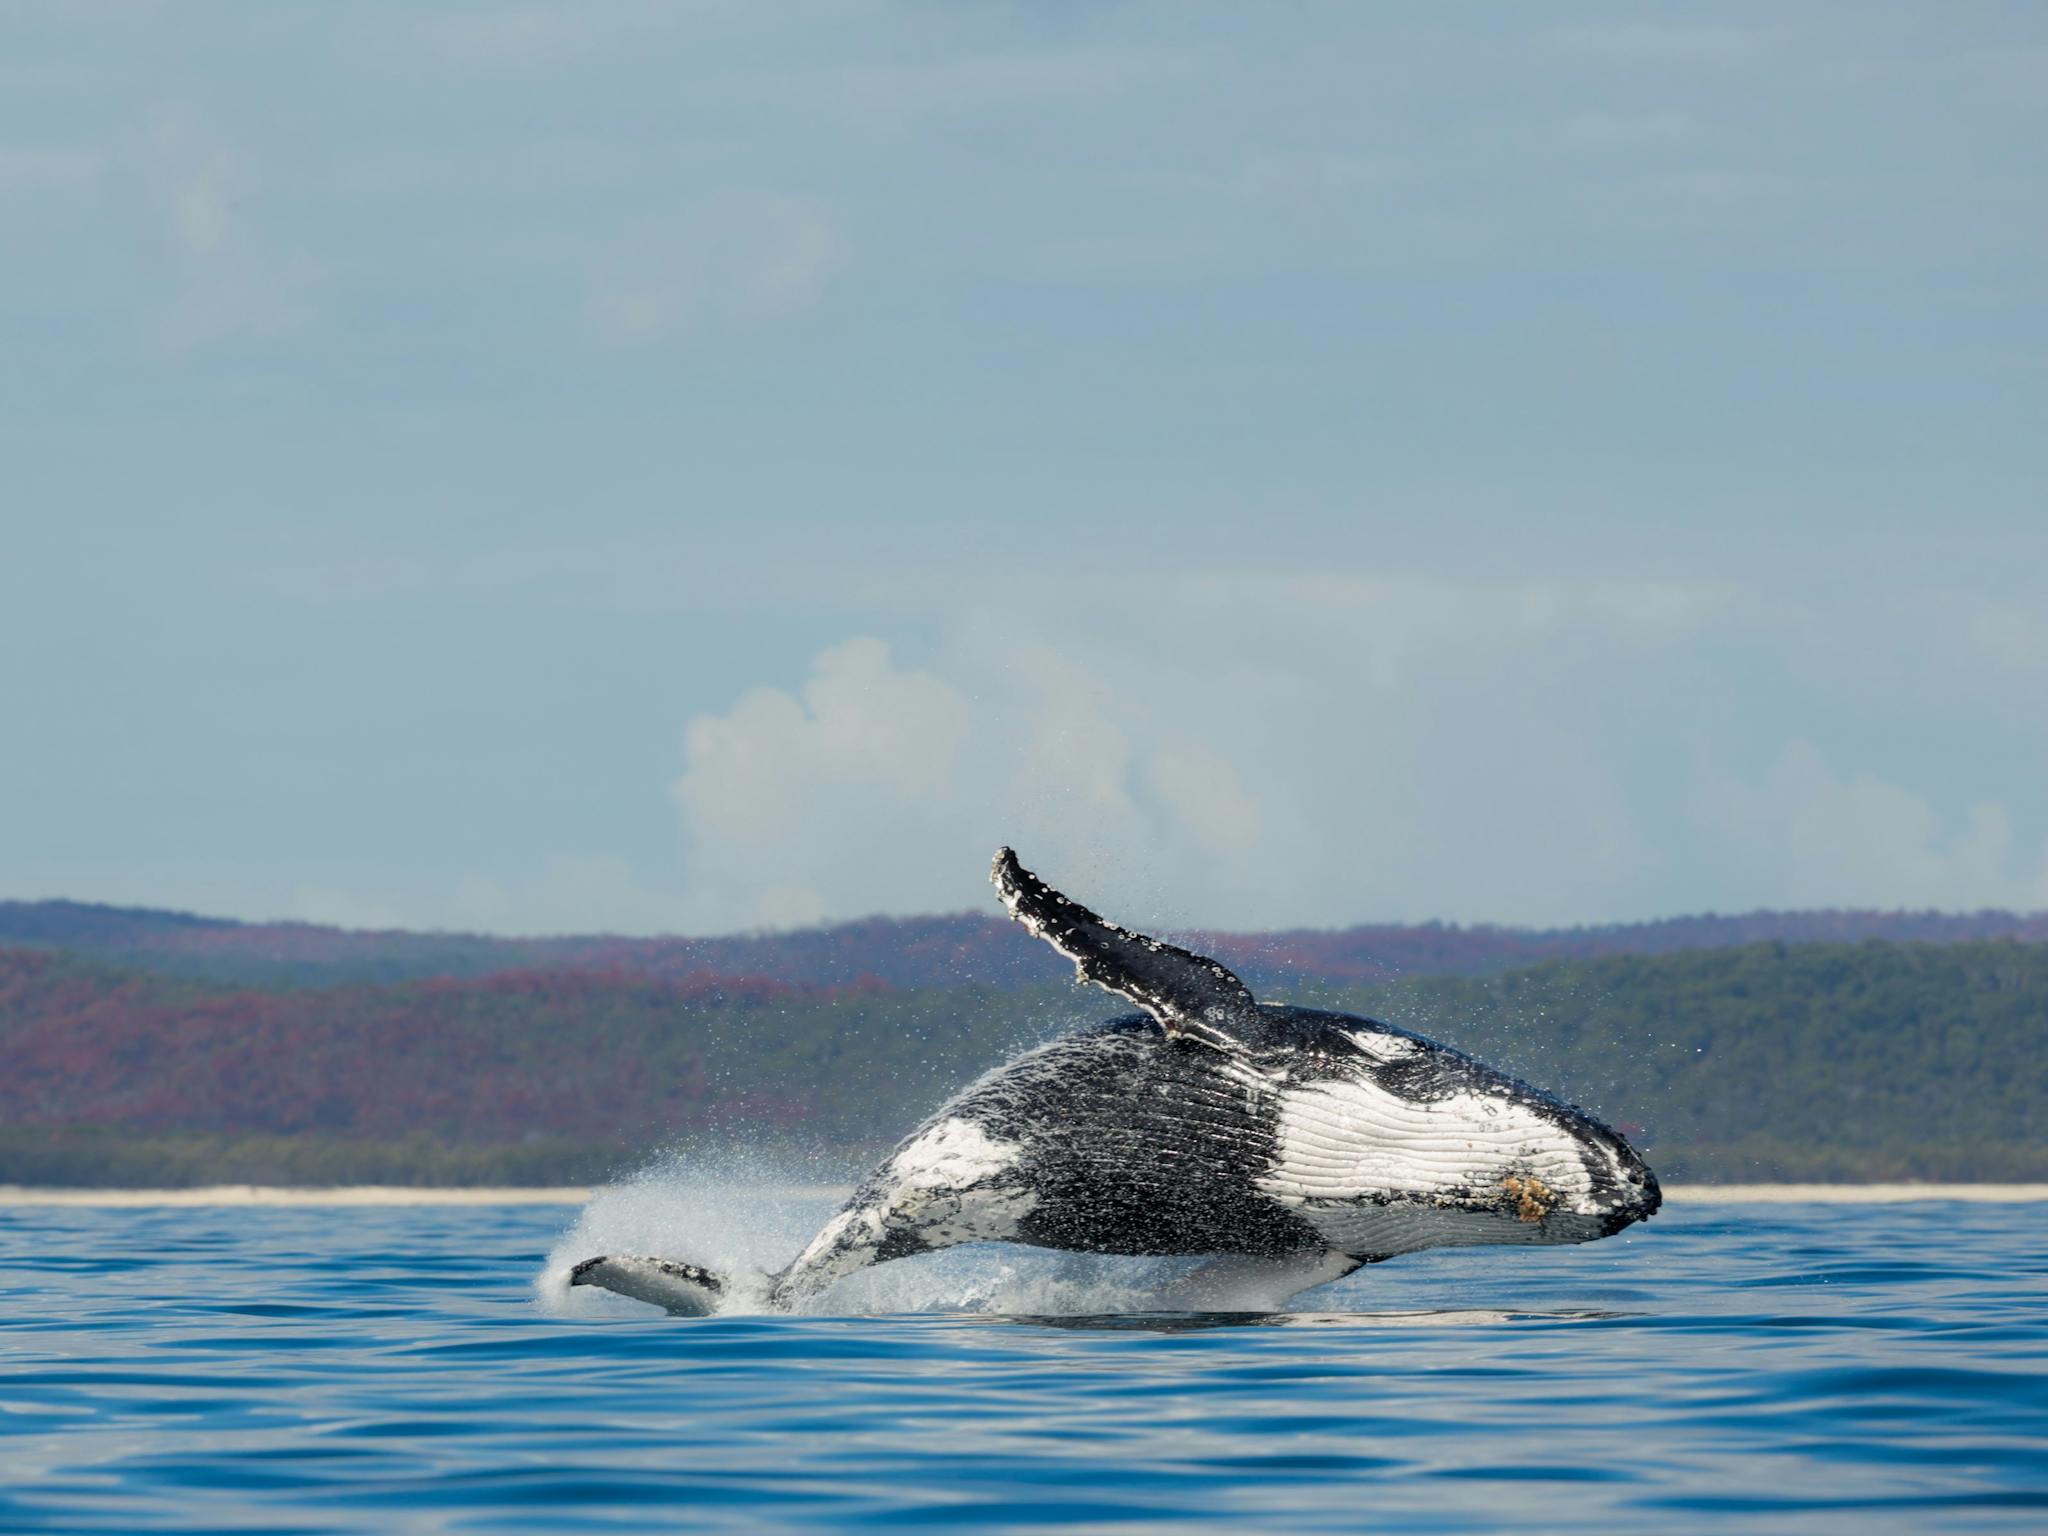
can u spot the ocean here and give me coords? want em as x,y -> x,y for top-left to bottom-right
2,1191 -> 2043,1532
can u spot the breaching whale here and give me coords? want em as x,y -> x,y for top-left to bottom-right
570,848 -> 1661,1315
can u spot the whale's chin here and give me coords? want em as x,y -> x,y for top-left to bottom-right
1295,1199 -> 1650,1259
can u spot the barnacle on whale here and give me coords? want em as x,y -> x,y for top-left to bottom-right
1501,1174 -> 1556,1224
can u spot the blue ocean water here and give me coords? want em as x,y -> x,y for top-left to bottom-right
2,1196 -> 2044,1532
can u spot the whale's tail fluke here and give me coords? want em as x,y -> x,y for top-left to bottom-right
569,1254 -> 727,1316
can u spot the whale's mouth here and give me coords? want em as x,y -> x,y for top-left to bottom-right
1598,1137 -> 1662,1224
1584,1156 -> 1661,1235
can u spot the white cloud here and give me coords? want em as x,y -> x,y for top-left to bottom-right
1150,749 -> 1262,854
671,637 -> 976,929
192,544 -> 2048,934
668,627 -> 1271,932
39,562 -> 2046,938
658,568 -> 2048,934
1698,742 -> 2048,912
664,577 -> 1706,932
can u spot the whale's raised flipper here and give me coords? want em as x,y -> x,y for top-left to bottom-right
992,847 -> 1263,1054
569,1255 -> 725,1316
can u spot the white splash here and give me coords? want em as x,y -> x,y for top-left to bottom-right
534,1148 -> 840,1317
534,1152 -> 1360,1319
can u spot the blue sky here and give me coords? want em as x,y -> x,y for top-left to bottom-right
3,3 -> 2044,935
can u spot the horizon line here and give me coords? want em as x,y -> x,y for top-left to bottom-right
5,891 -> 2046,947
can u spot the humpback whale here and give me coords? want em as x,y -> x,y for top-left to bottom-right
571,848 -> 1661,1315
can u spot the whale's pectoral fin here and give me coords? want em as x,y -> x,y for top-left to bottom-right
991,846 -> 1262,1054
569,1255 -> 725,1317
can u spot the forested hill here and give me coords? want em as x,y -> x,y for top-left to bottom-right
2,938 -> 2041,1186
4,895 -> 2047,990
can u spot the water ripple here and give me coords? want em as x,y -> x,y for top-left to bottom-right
1,1201 -> 2044,1531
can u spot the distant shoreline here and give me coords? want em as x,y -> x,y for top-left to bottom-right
5,1183 -> 2046,1207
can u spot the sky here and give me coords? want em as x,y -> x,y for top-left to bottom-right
2,2 -> 2045,937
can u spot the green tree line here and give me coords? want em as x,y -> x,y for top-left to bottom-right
1,939 -> 2040,1184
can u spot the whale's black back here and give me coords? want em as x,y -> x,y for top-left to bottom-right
949,1016 -> 1329,1258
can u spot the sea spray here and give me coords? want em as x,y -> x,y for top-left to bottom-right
534,1141 -> 1364,1317
538,1183 -> 1404,1318
535,1143 -> 847,1316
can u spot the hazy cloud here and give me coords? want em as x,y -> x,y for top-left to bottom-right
296,855 -> 679,937
143,109 -> 319,346
588,196 -> 844,343
654,569 -> 2048,933
663,576 -> 1725,931
671,637 -> 977,930
666,629 -> 1288,932
292,886 -> 407,932
448,855 -> 680,936
152,111 -> 238,257
1699,743 -> 2048,912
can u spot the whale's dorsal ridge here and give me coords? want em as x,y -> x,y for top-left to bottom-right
991,846 -> 1261,1053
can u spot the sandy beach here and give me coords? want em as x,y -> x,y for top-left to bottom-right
3,1183 -> 2044,1207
